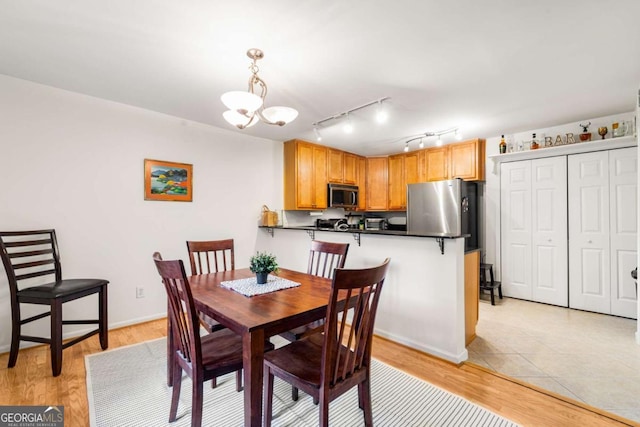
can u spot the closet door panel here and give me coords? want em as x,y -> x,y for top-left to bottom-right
568,152 -> 611,314
609,147 -> 638,318
531,157 -> 568,306
500,161 -> 532,300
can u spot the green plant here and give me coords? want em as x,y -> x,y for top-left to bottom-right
249,251 -> 279,274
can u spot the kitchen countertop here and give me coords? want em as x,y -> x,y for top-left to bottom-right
259,225 -> 469,239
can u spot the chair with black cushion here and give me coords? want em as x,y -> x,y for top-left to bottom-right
279,240 -> 349,402
480,262 -> 502,305
153,252 -> 274,427
0,229 -> 108,376
264,258 -> 390,427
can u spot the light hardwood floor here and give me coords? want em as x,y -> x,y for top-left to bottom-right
0,318 -> 637,426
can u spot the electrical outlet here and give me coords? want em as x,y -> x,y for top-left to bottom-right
136,287 -> 145,299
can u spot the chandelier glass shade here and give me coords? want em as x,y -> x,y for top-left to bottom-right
221,49 -> 298,129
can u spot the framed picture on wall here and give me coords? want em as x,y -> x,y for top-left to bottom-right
144,159 -> 193,202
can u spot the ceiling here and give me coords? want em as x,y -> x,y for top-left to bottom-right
1,1 -> 639,156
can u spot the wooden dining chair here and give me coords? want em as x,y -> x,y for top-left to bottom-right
280,240 -> 349,401
153,252 -> 274,427
263,258 -> 390,427
0,229 -> 108,376
183,239 -> 240,390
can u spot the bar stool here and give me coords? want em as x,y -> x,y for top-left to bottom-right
480,263 -> 502,305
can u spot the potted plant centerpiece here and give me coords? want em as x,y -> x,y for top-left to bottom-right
249,251 -> 279,284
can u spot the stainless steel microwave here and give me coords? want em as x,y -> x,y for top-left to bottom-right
328,184 -> 359,209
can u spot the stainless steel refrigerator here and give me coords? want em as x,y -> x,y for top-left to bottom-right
406,179 -> 478,250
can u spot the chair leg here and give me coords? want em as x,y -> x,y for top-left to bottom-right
236,370 -> 243,392
291,386 -> 298,401
319,393 -> 330,427
490,288 -> 495,306
359,377 -> 373,427
498,283 -> 503,299
211,377 -> 217,389
51,300 -> 63,377
8,307 -> 20,368
99,285 -> 108,350
169,358 -> 182,422
167,307 -> 174,387
192,373 -> 204,427
263,366 -> 274,427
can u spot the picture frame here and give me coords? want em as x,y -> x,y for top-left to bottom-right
144,159 -> 193,202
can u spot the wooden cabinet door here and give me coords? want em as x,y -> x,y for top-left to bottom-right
294,142 -> 316,209
388,154 -> 406,210
327,149 -> 343,183
568,151 -> 610,314
464,250 -> 480,346
366,157 -> 388,211
311,145 -> 328,209
449,139 -> 485,181
449,140 -> 476,179
357,156 -> 367,210
405,152 -> 421,184
343,153 -> 358,185
424,147 -> 449,181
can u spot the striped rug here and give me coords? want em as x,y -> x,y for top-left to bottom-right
85,337 -> 518,426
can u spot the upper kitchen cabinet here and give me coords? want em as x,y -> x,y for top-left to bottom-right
424,139 -> 485,182
366,157 -> 388,211
284,139 -> 327,210
388,152 -> 421,210
357,156 -> 367,210
328,149 -> 358,185
449,138 -> 485,181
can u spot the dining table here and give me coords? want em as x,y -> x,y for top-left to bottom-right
187,267 -> 335,427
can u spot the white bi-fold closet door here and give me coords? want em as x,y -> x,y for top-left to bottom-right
568,147 -> 637,318
500,156 -> 568,307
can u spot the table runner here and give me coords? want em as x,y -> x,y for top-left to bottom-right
220,274 -> 300,297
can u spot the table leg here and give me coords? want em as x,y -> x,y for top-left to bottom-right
243,329 -> 265,427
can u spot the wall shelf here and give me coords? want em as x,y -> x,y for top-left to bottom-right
488,135 -> 636,168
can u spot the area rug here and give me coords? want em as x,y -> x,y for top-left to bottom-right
86,337 -> 518,427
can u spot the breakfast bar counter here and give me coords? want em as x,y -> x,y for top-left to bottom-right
255,226 -> 469,363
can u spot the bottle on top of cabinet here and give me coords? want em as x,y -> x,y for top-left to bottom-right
530,133 -> 539,150
499,135 -> 506,154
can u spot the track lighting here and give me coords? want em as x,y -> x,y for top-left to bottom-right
375,100 -> 388,124
312,97 -> 390,137
343,113 -> 354,134
401,127 -> 460,151
314,126 -> 322,142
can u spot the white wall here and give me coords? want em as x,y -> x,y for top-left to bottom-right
0,75 -> 284,352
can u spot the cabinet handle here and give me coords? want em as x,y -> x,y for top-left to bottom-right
548,239 -> 552,242
588,240 -> 592,244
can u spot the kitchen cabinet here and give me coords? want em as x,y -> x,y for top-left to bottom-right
357,156 -> 367,210
500,156 -> 568,307
327,149 -> 344,183
344,153 -> 358,185
464,250 -> 480,346
328,149 -> 358,185
388,152 -> 421,210
283,139 -> 327,210
424,139 -> 485,182
366,157 -> 388,211
568,147 -> 637,318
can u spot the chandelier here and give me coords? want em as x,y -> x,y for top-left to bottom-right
221,48 -> 298,129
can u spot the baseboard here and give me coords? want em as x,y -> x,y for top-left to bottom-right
0,312 -> 166,355
373,328 -> 468,364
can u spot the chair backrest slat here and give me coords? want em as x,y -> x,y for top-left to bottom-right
307,241 -> 349,279
186,239 -> 235,275
153,253 -> 201,366
0,230 -> 62,302
322,259 -> 390,388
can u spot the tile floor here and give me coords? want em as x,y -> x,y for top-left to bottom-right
467,295 -> 640,423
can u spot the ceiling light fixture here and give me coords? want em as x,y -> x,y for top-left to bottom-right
312,97 -> 390,135
343,113 -> 354,134
401,127 -> 460,151
221,48 -> 298,129
314,126 -> 323,142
